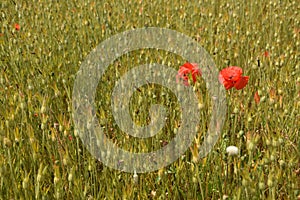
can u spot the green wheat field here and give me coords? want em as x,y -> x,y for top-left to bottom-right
1,0 -> 299,199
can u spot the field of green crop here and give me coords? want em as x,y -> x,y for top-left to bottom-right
1,0 -> 299,199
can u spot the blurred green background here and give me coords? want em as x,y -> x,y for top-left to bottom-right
1,0 -> 299,199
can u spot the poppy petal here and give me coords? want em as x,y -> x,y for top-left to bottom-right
220,66 -> 243,82
14,23 -> 20,31
177,62 -> 201,86
183,62 -> 195,69
234,76 -> 249,90
223,80 -> 234,90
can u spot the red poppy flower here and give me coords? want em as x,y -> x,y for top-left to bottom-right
14,23 -> 20,31
264,51 -> 270,57
218,66 -> 249,90
176,62 -> 201,86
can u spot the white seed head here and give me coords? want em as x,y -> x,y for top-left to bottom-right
226,146 -> 239,156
